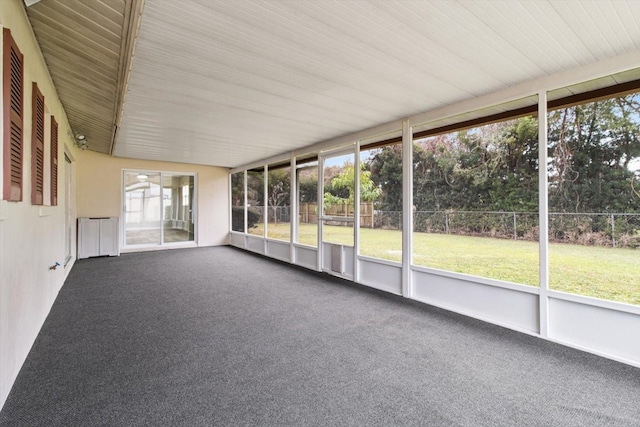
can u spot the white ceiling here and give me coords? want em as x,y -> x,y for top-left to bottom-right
30,0 -> 640,169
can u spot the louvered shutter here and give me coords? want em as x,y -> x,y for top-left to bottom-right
51,116 -> 58,206
31,83 -> 45,205
2,29 -> 24,202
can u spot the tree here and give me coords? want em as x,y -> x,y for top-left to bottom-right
488,116 -> 539,212
323,162 -> 382,210
246,170 -> 264,207
231,172 -> 246,231
267,168 -> 290,223
408,117 -> 540,214
548,95 -> 640,214
231,172 -> 244,207
298,168 -> 318,203
367,145 -> 403,211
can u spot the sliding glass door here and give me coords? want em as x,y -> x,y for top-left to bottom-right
162,174 -> 195,243
124,170 -> 196,247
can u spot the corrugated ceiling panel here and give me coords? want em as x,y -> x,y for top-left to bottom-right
27,0 -> 127,154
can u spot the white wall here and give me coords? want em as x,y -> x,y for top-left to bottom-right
0,0 -> 80,410
0,0 -> 230,411
75,150 -> 229,248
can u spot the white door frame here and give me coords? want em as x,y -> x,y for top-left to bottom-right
317,146 -> 357,277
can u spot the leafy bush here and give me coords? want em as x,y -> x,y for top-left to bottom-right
247,208 -> 261,229
231,207 -> 261,231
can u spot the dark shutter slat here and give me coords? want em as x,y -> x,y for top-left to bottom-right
31,83 -> 44,205
51,117 -> 58,205
3,28 -> 24,202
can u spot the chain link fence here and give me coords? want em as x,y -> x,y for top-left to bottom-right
243,206 -> 640,248
373,211 -> 403,231
549,212 -> 640,248
266,206 -> 291,223
413,210 -> 539,240
413,210 -> 640,248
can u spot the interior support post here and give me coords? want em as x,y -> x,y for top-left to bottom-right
264,164 -> 268,254
228,173 -> 232,235
243,170 -> 248,238
290,153 -> 297,264
402,119 -> 413,298
317,158 -> 324,272
354,140 -> 361,283
538,91 -> 550,338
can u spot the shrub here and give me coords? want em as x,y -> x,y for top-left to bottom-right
231,207 -> 261,231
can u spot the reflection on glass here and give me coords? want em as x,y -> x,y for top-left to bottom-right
267,167 -> 291,241
297,164 -> 318,246
163,174 -> 195,243
548,93 -> 640,305
247,169 -> 264,236
125,171 -> 161,245
231,172 -> 245,232
360,144 -> 402,262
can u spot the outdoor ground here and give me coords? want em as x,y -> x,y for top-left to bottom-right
249,223 -> 639,306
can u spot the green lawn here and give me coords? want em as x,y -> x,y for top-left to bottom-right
251,222 -> 640,306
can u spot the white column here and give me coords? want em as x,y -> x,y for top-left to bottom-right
228,172 -> 232,234
264,165 -> 268,254
317,158 -> 324,272
243,170 -> 248,237
290,153 -> 297,264
159,172 -> 165,245
354,141 -> 361,282
538,92 -> 550,338
402,120 -> 413,298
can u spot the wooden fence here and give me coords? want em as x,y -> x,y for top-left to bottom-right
299,202 -> 374,228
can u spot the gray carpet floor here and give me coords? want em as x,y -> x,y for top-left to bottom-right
1,246 -> 639,426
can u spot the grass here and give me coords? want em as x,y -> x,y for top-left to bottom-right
250,222 -> 640,306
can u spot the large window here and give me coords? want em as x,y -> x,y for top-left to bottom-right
226,83 -> 639,310
231,172 -> 245,232
360,143 -> 402,262
266,165 -> 291,241
296,160 -> 318,246
413,115 -> 540,286
548,92 -> 640,305
247,169 -> 264,236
